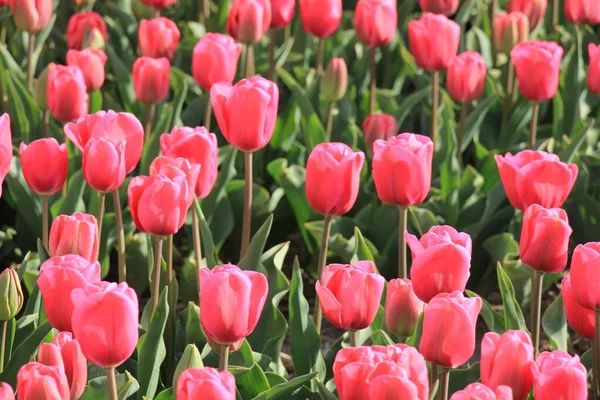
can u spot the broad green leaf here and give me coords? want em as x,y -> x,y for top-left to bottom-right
154,389 -> 174,400
252,372 -> 317,400
80,371 -> 140,400
466,290 -> 505,334
406,312 -> 424,348
315,380 -> 337,400
239,214 -> 273,274
185,302 -> 206,349
56,170 -> 86,217
234,362 -> 271,400
541,293 -> 568,351
370,330 -> 395,346
194,200 -> 218,268
497,263 -> 528,331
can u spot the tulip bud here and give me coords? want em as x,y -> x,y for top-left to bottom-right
66,49 -> 107,92
354,0 -> 397,48
565,0 -> 600,24
226,0 -> 272,44
511,40 -> 563,103
66,11 -> 108,50
172,344 -> 204,391
446,52 -> 487,103
0,114 -> 11,200
83,28 -> 106,50
363,114 -> 397,156
568,242 -> 600,310
49,213 -> 99,262
34,63 -> 54,111
408,13 -> 461,72
299,0 -> 342,38
192,33 -> 242,92
493,12 -> 529,55
385,279 -> 424,337
588,44 -> 600,95
47,65 -> 89,122
138,17 -> 181,60
0,383 -> 14,399
419,0 -> 459,16
321,58 -> 348,102
132,57 -> 171,104
177,367 -> 237,400
10,0 -> 53,33
562,273 -> 595,339
0,269 -> 23,321
270,0 -> 295,29
19,138 -> 69,195
507,0 -> 547,29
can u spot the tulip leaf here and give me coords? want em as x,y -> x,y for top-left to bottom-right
194,199 -> 219,268
465,290 -> 505,334
154,389 -> 174,400
55,170 -> 86,217
448,363 -> 480,396
5,159 -> 41,241
558,118 -> 595,163
185,302 -> 207,350
0,320 -> 52,387
234,362 -> 271,399
370,330 -> 395,346
406,312 -> 424,348
252,372 -> 317,400
315,380 -> 338,400
541,293 -> 568,351
137,287 -> 169,400
497,263 -> 528,332
561,26 -> 585,136
351,226 -> 376,264
239,214 -> 272,274
80,370 -> 140,400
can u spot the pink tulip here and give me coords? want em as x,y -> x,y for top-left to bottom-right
589,44 -> 600,95
531,351 -> 588,400
133,57 -> 170,104
19,138 -> 68,195
140,0 -> 176,8
408,13 -> 461,71
0,114 -> 12,199
176,367 -> 236,400
385,278 -> 424,337
226,0 -> 271,44
419,0 -> 459,16
565,0 -> 600,24
49,213 -> 99,262
511,41 -> 563,102
66,11 -> 108,50
562,273 -> 595,339
37,255 -> 101,332
82,138 -> 127,193
200,264 -> 268,345
149,156 -> 201,206
446,51 -> 487,103
507,0 -> 547,28
138,17 -> 180,60
450,383 -> 513,400
493,12 -> 530,54
363,114 -> 397,156
66,48 -> 107,92
10,0 -> 52,33
569,242 -> 600,310
71,282 -> 139,368
270,0 -> 295,28
192,33 -> 242,92
47,65 -> 88,122
354,0 -> 397,48
17,362 -> 70,400
406,225 -> 472,303
0,383 -> 13,400
298,0 -> 342,38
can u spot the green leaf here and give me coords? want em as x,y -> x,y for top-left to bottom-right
497,263 -> 528,332
558,118 -> 595,163
154,389 -> 174,400
185,302 -> 207,350
465,290 -> 505,334
239,214 -> 273,274
561,26 -> 585,135
370,330 -> 395,346
449,363 -> 480,395
315,381 -> 337,400
252,372 -> 317,400
234,362 -> 271,399
80,371 -> 140,400
406,312 -> 424,348
194,200 -> 218,268
541,293 -> 568,351
352,227 -> 375,263
56,170 -> 86,216
137,287 -> 169,400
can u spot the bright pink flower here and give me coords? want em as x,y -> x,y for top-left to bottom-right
149,156 -> 201,206
450,383 -> 513,400
531,351 -> 588,400
569,242 -> 600,310
511,40 -> 563,102
269,0 -> 295,28
565,0 -> 600,24
138,17 -> 180,60
226,0 -> 271,44
66,11 -> 108,50
47,65 -> 88,122
133,57 -> 170,104
419,0 -> 459,16
446,51 -> 487,103
176,367 -> 236,400
49,213 -> 99,262
192,33 -> 242,92
299,0 -> 342,38
588,44 -> 600,95
562,273 -> 595,339
19,138 -> 68,195
17,362 -> 69,400
0,114 -> 12,199
408,13 -> 460,71
507,0 -> 547,28
66,48 -> 107,92
385,278 -> 424,337
354,0 -> 397,48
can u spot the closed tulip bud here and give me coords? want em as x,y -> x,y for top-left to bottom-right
227,0 -> 271,44
38,332 -> 87,400
140,0 -> 176,7
420,291 -> 481,368
299,0 -> 342,38
138,18 -> 181,60
363,114 -> 397,156
211,77 -> 279,152
17,362 -> 70,400
49,213 -> 99,262
177,367 -> 236,400
562,274 -> 595,339
38,255 -> 101,332
19,138 -> 68,195
133,57 -> 170,104
495,150 -> 578,211
66,49 -> 107,92
64,110 -> 144,175
493,12 -> 529,54
82,138 -> 127,193
531,351 -> 588,399
511,41 -> 563,102
66,11 -> 108,50
354,0 -> 397,48
507,0 -> 547,28
406,225 -> 472,303
128,173 -> 190,236
316,261 -> 385,330
172,344 -> 204,391
200,264 -> 268,345
373,133 -> 433,207
270,0 -> 294,28
83,28 -> 106,50
192,33 -> 242,92
160,126 -> 218,199
321,58 -> 348,102
150,156 -> 201,206
0,383 -> 14,400
385,278 -> 424,337
519,204 -> 571,273
569,242 -> 600,310
10,0 -> 52,33
47,65 -> 88,122
565,0 -> 600,24
34,63 -> 54,111
447,52 -> 487,103
588,44 -> 600,95
418,0 -> 459,16
481,330 -> 534,400
450,383 -> 513,400
71,282 -> 139,368
305,143 -> 365,216
408,13 -> 460,72
0,114 -> 11,199
0,269 -> 23,321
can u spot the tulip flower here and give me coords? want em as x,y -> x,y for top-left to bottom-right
49,213 -> 99,262
37,332 -> 87,400
138,17 -> 180,60
562,274 -> 595,340
10,0 -> 52,33
419,0 -> 459,15
177,367 -> 236,400
569,242 -> 600,310
450,383 -> 513,400
66,11 -> 108,50
507,0 -> 547,28
320,58 -> 348,140
531,351 -> 588,400
0,114 -> 11,199
315,261 -> 385,339
298,0 -> 342,73
480,330 -> 534,400
172,344 -> 203,391
565,0 -> 600,24
37,255 -> 101,332
140,0 -> 176,9
47,65 -> 88,122
82,138 -> 127,194
270,0 -> 294,29
494,150 -> 578,211
0,383 -> 14,400
588,44 -> 600,95
66,48 -> 107,92
150,156 -> 200,207
133,56 -> 170,105
0,268 -> 23,321
385,278 -> 424,338
362,113 -> 397,156
493,12 -> 529,54
227,0 -> 271,44
200,264 -> 268,369
17,362 -> 70,400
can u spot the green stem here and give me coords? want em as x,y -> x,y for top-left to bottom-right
490,0 -> 498,66
245,44 -> 255,78
594,309 -> 600,397
219,344 -> 229,371
97,192 -> 105,240
166,234 -> 175,374
529,102 -> 539,149
42,195 -> 49,250
151,236 -> 164,312
313,214 -> 333,334
240,152 -> 253,260
267,29 -> 276,81
325,102 -> 335,142
144,103 -> 156,140
431,71 -> 440,144
316,38 -> 325,75
153,8 -> 161,18
204,99 -> 212,131
105,367 -> 118,400
284,25 -> 291,42
41,110 -> 50,137
530,270 -> 544,356
200,0 -> 210,25
552,0 -> 559,35
26,33 -> 35,92
0,320 -> 6,373
113,190 -> 127,283
430,363 -> 439,389
500,61 -> 515,137
349,331 -> 358,347
398,206 -> 408,279
456,103 -> 467,165
439,367 -> 450,400
369,47 -> 376,115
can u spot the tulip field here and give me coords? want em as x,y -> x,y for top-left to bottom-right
2,0 -> 600,398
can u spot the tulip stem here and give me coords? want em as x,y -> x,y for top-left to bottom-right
26,33 -> 35,92
431,71 -> 440,144
594,309 -> 600,397
144,103 -> 156,140
192,204 -> 203,272
97,192 -> 105,240
490,0 -> 498,66
500,61 -> 515,138
151,236 -> 164,312
398,206 -> 408,279
41,110 -> 50,137
348,331 -> 358,347
530,270 -> 544,356
240,152 -> 253,260
316,38 -> 325,75
552,0 -> 559,35
153,8 -> 161,18
0,320 -> 6,373
41,195 -> 49,250
112,190 -> 127,283
219,344 -> 229,371
313,214 -> 333,334
267,30 -> 276,81
105,367 -> 118,400
369,47 -> 376,115
430,363 -> 439,389
456,102 -> 467,166
166,234 -> 175,374
439,367 -> 450,400
529,102 -> 539,149
204,100 -> 212,131
325,102 -> 335,142
245,44 -> 255,78
200,0 -> 210,25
